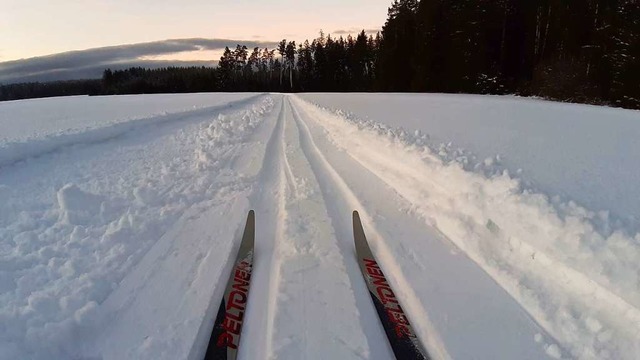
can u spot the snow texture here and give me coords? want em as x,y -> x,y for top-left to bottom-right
0,92 -> 638,360
298,93 -> 640,222
295,94 -> 640,359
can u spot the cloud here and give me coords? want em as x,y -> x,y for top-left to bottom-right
0,38 -> 279,84
4,60 -> 219,84
332,28 -> 381,36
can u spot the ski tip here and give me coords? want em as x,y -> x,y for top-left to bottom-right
353,210 -> 363,226
247,210 -> 255,225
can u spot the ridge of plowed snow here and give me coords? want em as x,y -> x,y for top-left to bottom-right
298,93 -> 640,226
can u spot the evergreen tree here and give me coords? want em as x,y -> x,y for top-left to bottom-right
297,41 -> 314,91
285,41 -> 297,90
4,3 -> 638,110
378,0 -> 419,91
278,40 -> 287,87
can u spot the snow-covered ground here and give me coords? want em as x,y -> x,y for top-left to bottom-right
0,93 -> 256,144
298,93 -> 640,223
0,93 -> 258,168
0,93 -> 638,360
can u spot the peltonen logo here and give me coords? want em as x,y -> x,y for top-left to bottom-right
216,260 -> 252,349
363,258 -> 412,338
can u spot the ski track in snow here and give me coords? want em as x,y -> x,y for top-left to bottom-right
0,93 -> 638,359
290,95 -> 640,360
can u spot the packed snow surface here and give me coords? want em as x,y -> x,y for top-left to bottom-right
0,93 -> 638,360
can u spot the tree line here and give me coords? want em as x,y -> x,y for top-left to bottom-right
1,0 -> 638,109
0,80 -> 102,102
100,32 -> 380,94
378,0 -> 639,108
215,32 -> 379,92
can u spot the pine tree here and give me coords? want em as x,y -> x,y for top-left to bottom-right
312,34 -> 328,91
285,41 -> 297,90
278,40 -> 287,88
297,41 -> 314,91
218,47 -> 235,90
378,0 -> 419,91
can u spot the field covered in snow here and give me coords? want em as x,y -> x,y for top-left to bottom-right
0,93 -> 638,359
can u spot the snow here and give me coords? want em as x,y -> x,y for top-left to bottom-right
1,92 -> 639,359
298,93 -> 640,222
0,93 -> 257,168
0,94 -> 274,359
0,93 -> 256,144
294,94 -> 640,359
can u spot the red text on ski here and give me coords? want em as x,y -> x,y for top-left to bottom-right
216,260 -> 251,349
364,258 -> 412,338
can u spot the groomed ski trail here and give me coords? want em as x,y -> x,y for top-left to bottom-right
0,94 -> 278,360
290,95 -> 640,359
7,93 -> 630,359
287,97 -> 431,359
288,95 -> 554,359
239,97 -> 287,359
75,94 -> 556,359
243,97 -> 391,359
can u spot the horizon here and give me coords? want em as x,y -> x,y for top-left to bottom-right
1,0 -> 389,61
1,0 -> 388,84
0,32 -> 380,84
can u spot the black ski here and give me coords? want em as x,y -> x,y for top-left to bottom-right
204,210 -> 255,360
353,210 -> 430,360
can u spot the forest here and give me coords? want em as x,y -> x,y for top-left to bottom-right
1,0 -> 638,109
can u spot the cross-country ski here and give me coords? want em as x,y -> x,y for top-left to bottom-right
204,210 -> 255,360
353,211 -> 430,360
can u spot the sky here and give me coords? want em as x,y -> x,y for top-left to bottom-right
1,0 -> 389,61
0,0 -> 388,83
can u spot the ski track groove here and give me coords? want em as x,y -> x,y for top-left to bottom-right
279,100 -> 312,359
287,97 -> 384,359
15,93 -> 626,359
266,99 -> 292,360
269,98 -> 365,359
240,97 -> 288,360
289,95 -> 562,359
255,97 -> 372,359
60,95 -> 277,360
279,99 -> 310,359
289,96 -> 640,358
287,96 -> 454,359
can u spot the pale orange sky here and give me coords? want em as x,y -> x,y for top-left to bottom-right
1,0 -> 388,61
